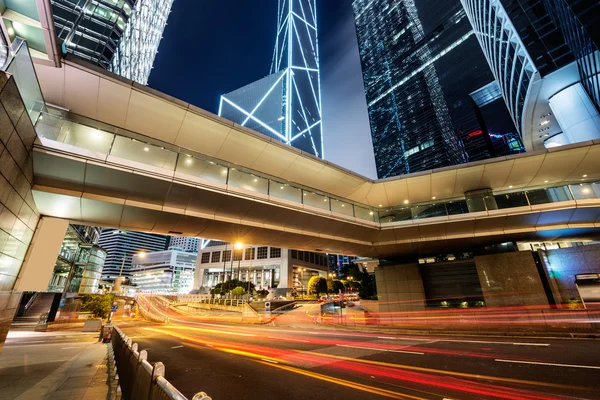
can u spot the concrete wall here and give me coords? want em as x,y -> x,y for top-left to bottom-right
474,252 -> 549,308
0,74 -> 41,350
539,244 -> 600,306
375,264 -> 426,313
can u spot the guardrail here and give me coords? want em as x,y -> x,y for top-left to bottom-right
173,298 -> 246,307
112,325 -> 211,400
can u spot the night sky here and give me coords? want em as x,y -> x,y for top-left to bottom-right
147,0 -> 377,178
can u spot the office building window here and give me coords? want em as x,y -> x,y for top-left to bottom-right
201,253 -> 210,264
233,249 -> 243,261
222,250 -> 231,262
257,247 -> 268,259
211,252 -> 220,263
270,247 -> 281,258
291,250 -> 298,259
245,248 -> 255,260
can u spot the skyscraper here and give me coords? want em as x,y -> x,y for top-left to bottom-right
51,0 -> 173,84
98,229 -> 168,281
353,0 -> 506,178
219,0 -> 324,158
461,0 -> 600,150
168,236 -> 200,253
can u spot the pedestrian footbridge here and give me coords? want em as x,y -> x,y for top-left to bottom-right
30,59 -> 600,257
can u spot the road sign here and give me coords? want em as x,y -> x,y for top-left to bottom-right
111,304 -> 118,312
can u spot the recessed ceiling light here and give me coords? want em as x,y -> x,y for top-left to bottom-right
185,158 -> 192,164
403,200 -> 409,204
323,198 -> 328,201
544,180 -> 548,183
254,179 -> 258,182
540,120 -> 549,126
143,147 -> 149,151
341,204 -> 345,207
583,174 -> 588,178
378,204 -> 382,207
369,211 -> 374,215
432,196 -> 436,200
280,186 -> 284,189
508,185 -> 513,188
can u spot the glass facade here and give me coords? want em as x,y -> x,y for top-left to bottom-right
353,0 -> 501,178
219,0 -> 323,158
109,0 -> 174,84
52,0 -> 136,70
541,0 -> 600,112
51,0 -> 172,84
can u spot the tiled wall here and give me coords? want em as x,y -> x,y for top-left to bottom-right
0,73 -> 40,350
539,244 -> 600,306
474,252 -> 549,308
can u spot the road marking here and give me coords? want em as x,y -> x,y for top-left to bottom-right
378,336 -> 397,340
19,341 -> 45,344
268,336 -> 310,343
511,342 -> 550,346
60,347 -> 78,350
495,359 -> 600,370
336,344 -> 424,355
261,358 -> 279,364
171,345 -> 184,349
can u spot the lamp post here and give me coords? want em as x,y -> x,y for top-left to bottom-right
234,242 -> 244,282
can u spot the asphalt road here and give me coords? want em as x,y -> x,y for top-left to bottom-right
119,299 -> 600,400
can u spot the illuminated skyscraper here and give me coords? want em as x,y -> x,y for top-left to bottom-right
110,0 -> 174,84
51,0 -> 173,84
353,0 -> 514,178
219,0 -> 323,158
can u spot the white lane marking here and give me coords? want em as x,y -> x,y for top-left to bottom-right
261,358 -> 279,364
377,336 -> 397,340
512,342 -> 550,346
19,341 -> 45,344
336,344 -> 424,355
495,359 -> 600,370
268,336 -> 310,343
171,345 -> 185,349
60,347 -> 78,350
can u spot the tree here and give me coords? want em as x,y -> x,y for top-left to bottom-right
210,279 -> 255,295
327,279 -> 344,294
81,294 -> 114,319
308,276 -> 327,295
231,286 -> 246,296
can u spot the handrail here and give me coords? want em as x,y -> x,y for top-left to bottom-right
112,325 -> 211,400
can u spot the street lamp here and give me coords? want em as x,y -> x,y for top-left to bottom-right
347,276 -> 353,293
234,242 -> 244,282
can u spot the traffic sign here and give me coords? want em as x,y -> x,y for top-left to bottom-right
111,304 -> 118,312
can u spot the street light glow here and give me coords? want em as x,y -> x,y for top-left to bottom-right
234,242 -> 244,250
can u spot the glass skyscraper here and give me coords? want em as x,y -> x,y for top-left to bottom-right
51,0 -> 173,84
98,228 -> 168,281
353,0 -> 509,178
219,0 -> 323,158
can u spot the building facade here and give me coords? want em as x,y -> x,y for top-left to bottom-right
194,243 -> 329,294
51,0 -> 173,84
219,0 -> 323,158
461,0 -> 600,150
352,0 -> 511,178
130,249 -> 196,293
47,225 -> 106,294
98,229 -> 168,281
168,236 -> 200,253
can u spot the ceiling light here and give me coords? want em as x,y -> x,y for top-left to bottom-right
403,200 -> 409,204
253,179 -> 258,182
432,196 -> 436,200
144,147 -> 149,151
369,211 -> 374,215
582,188 -> 591,194
508,185 -> 513,189
323,198 -> 328,201
341,204 -> 345,207
185,158 -> 192,165
583,174 -> 588,178
544,180 -> 548,183
540,120 -> 549,126
278,116 -> 285,121
378,204 -> 382,207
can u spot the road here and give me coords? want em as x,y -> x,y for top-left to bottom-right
119,297 -> 600,400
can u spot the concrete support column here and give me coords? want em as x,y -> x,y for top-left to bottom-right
474,252 -> 548,308
14,217 -> 69,291
375,264 -> 426,314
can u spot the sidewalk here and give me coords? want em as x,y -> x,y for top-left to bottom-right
0,330 -> 114,400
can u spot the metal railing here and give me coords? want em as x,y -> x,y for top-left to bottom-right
111,325 -> 211,400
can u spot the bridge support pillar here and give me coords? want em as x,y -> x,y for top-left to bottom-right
14,217 -> 69,292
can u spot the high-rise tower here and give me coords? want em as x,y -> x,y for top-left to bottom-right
51,0 -> 173,84
353,0 -> 483,178
219,0 -> 323,158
